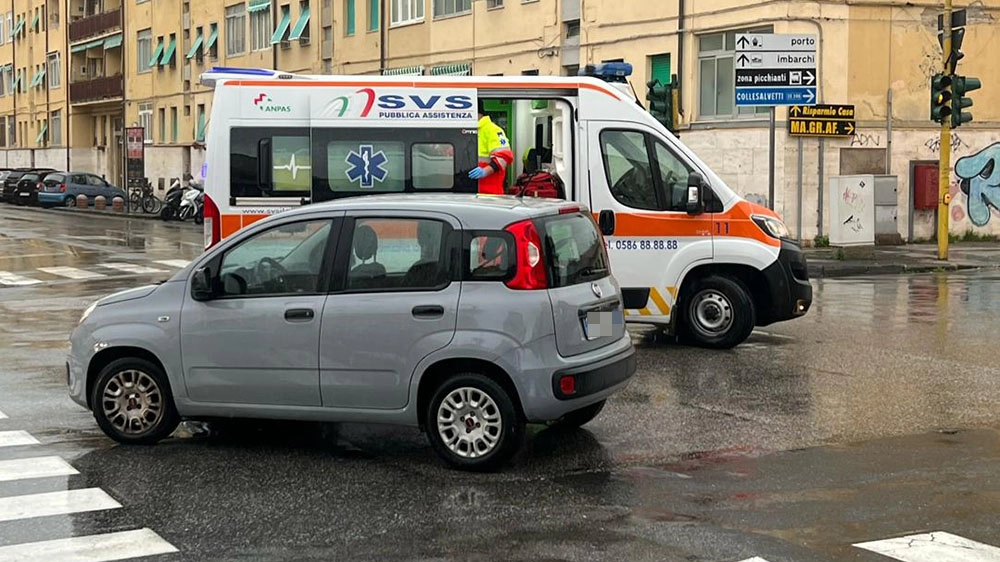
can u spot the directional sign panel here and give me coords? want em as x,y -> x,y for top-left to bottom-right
788,104 -> 856,137
735,33 -> 817,107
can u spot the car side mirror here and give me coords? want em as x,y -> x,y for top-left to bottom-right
191,267 -> 214,301
598,209 -> 615,236
686,172 -> 705,215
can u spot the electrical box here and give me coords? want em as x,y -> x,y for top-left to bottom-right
913,164 -> 939,211
829,175 -> 876,246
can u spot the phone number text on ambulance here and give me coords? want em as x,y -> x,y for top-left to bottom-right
604,239 -> 679,251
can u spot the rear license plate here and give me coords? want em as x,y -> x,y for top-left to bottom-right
18,192 -> 28,197
584,309 -> 623,340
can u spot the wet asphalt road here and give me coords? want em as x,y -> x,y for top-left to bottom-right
2,205 -> 1000,562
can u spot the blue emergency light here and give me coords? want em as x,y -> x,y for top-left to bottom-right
580,62 -> 633,83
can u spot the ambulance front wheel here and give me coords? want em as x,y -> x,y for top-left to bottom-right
681,275 -> 755,349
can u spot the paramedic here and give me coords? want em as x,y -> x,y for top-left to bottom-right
468,100 -> 515,195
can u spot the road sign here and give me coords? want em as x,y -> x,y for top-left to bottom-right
787,104 -> 856,137
735,33 -> 817,107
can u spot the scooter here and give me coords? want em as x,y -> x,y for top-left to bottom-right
160,179 -> 184,221
177,180 -> 203,222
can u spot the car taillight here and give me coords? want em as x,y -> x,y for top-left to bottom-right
203,193 -> 221,249
59,183 -> 66,192
503,219 -> 548,290
35,182 -> 43,191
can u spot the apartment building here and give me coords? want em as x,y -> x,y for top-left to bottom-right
0,0 -> 67,169
2,0 -> 999,240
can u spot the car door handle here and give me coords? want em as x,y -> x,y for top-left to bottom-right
284,308 -> 315,321
412,305 -> 445,318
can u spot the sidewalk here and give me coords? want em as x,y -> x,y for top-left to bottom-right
805,243 -> 1000,278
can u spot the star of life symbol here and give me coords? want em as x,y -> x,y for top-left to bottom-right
346,145 -> 389,188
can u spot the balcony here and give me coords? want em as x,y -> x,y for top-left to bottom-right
69,6 -> 122,43
70,74 -> 124,104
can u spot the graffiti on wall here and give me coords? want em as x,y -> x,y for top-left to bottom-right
850,132 -> 882,148
954,142 -> 1000,227
924,133 -> 967,154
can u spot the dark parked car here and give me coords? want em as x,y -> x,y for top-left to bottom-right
11,172 -> 53,206
37,172 -> 127,208
3,168 -> 55,204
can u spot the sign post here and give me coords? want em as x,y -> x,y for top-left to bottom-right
735,33 -> 818,210
124,127 -> 145,214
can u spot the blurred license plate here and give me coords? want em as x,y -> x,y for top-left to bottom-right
584,310 -> 623,340
18,192 -> 28,197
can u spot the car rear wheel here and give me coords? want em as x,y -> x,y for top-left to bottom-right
63,196 -> 75,207
682,275 -> 755,349
425,373 -> 524,472
90,358 -> 180,445
548,400 -> 606,430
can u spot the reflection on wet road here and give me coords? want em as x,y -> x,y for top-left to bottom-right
2,206 -> 1000,561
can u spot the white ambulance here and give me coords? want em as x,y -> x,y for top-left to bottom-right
198,65 -> 812,348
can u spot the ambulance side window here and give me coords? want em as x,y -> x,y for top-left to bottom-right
599,130 -> 658,211
652,140 -> 694,212
230,127 -> 311,199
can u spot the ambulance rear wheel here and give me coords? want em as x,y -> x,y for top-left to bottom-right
682,275 -> 754,349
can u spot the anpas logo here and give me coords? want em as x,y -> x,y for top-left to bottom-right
253,93 -> 292,113
323,88 -> 474,120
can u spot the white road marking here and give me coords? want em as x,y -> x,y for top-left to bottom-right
854,531 -> 1000,562
99,263 -> 166,275
737,558 -> 772,562
0,488 -> 121,523
153,259 -> 191,269
0,408 -> 7,419
0,528 -> 178,561
37,267 -> 107,280
0,430 -> 40,448
0,456 -> 78,482
0,271 -> 42,286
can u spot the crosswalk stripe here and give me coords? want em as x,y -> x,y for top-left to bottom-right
0,488 -> 121,523
0,271 -> 42,286
0,430 -> 40,448
100,263 -> 166,275
737,558 -> 772,562
854,531 -> 1000,562
37,267 -> 106,280
0,528 -> 178,561
153,259 -> 191,269
0,456 -> 78,482
0,409 -> 7,419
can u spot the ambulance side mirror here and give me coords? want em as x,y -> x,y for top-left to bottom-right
686,172 -> 705,215
598,210 -> 616,236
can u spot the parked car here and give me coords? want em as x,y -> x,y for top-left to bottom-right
2,168 -> 40,203
11,172 -> 52,206
68,194 -> 636,471
37,172 -> 127,208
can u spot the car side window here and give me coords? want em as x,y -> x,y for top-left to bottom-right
72,174 -> 87,184
218,220 -> 332,297
600,130 -> 659,211
466,233 -> 513,281
346,217 -> 450,292
652,140 -> 694,212
87,175 -> 107,187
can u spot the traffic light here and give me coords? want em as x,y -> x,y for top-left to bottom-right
951,75 -> 981,127
646,79 -> 675,134
930,73 -> 953,124
939,9 -> 967,74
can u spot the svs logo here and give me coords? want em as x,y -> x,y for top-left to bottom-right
323,88 -> 474,119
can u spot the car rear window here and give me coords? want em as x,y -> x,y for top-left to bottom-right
538,213 -> 610,288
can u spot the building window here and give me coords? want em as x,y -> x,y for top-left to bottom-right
196,103 -> 207,142
170,107 -> 178,143
291,0 -> 310,43
0,15 -> 5,44
391,0 -> 423,25
368,0 -> 378,31
137,29 -> 153,73
158,108 -> 166,143
208,23 -> 219,59
345,0 -> 355,35
51,109 -> 61,146
250,2 -> 271,51
487,0 -> 503,8
226,3 -> 247,56
46,52 -> 60,88
565,20 -> 579,38
697,27 -> 771,119
48,0 -> 58,28
8,116 -> 14,146
433,0 -> 471,18
139,103 -> 153,143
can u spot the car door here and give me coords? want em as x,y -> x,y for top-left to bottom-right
319,211 -> 461,410
68,174 -> 88,197
85,174 -> 108,198
179,215 -> 341,407
586,122 -> 714,321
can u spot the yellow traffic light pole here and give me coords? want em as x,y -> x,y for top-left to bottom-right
938,0 -> 952,260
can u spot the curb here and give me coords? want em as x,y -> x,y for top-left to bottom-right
808,262 -> 989,279
11,204 -> 199,227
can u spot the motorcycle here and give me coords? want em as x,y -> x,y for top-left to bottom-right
159,179 -> 184,221
178,180 -> 204,223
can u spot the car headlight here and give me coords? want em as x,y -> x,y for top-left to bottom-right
752,214 -> 790,240
79,302 -> 97,325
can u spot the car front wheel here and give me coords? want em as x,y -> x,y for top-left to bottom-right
425,373 -> 524,472
90,358 -> 180,445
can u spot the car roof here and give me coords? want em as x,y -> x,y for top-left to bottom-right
294,193 -> 581,218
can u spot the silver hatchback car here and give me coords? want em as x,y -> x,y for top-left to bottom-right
68,194 -> 635,471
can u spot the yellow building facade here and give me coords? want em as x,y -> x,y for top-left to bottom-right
3,0 -> 1000,239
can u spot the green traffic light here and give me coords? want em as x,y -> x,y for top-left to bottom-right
951,74 -> 980,127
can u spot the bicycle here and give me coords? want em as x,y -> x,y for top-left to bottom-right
128,181 -> 162,215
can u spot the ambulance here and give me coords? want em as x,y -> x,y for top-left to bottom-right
198,64 -> 812,349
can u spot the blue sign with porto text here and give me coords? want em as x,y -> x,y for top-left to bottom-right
735,33 -> 818,107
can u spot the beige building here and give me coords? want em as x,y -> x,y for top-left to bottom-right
3,0 -> 1000,241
